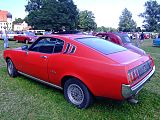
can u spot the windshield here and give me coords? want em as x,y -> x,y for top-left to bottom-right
75,37 -> 127,55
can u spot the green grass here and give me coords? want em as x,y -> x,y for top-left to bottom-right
0,39 -> 160,120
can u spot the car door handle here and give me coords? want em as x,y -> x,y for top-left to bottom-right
40,56 -> 48,59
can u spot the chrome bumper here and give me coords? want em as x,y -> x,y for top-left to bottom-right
122,66 -> 155,99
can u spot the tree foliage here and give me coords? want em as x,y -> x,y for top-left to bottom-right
78,10 -> 97,31
13,18 -> 24,24
118,8 -> 137,32
140,0 -> 160,32
25,0 -> 79,31
96,26 -> 117,32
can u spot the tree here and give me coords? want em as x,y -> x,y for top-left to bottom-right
13,18 -> 24,24
139,0 -> 160,32
78,10 -> 97,31
25,0 -> 43,12
96,26 -> 117,32
25,0 -> 79,31
118,8 -> 137,32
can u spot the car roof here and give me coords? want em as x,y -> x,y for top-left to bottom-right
97,32 -> 130,38
41,34 -> 95,40
113,32 -> 128,37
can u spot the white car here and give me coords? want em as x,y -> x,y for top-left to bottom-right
7,31 -> 17,40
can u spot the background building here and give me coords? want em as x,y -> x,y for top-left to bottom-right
0,10 -> 12,31
14,21 -> 31,31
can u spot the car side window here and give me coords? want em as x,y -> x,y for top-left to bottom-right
29,37 -> 64,54
52,38 -> 64,53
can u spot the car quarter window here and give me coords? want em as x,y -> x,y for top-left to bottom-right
53,38 -> 64,53
29,37 -> 64,54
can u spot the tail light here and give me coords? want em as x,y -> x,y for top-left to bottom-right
128,68 -> 139,83
148,54 -> 154,67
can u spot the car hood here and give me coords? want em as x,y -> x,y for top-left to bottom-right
124,43 -> 146,55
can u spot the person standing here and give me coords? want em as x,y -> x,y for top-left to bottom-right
2,26 -> 9,49
135,32 -> 140,48
140,32 -> 144,42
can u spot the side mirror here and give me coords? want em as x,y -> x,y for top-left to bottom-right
21,45 -> 28,50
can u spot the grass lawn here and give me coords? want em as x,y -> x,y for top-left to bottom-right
0,39 -> 160,120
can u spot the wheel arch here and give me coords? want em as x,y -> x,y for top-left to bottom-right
61,75 -> 94,96
5,56 -> 11,62
5,56 -> 17,69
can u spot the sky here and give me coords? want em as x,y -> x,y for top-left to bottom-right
0,0 -> 159,28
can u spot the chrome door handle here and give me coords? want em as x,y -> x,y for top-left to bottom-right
40,56 -> 48,59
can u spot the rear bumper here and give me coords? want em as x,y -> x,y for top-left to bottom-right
122,66 -> 155,99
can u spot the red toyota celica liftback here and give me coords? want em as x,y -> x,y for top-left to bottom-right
3,34 -> 155,108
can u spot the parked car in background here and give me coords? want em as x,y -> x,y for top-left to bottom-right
96,32 -> 146,55
44,31 -> 52,35
3,34 -> 155,108
153,38 -> 160,46
7,31 -> 17,40
14,31 -> 38,44
144,33 -> 150,39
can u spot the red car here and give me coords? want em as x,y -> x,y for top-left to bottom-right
14,31 -> 38,44
144,34 -> 150,39
96,32 -> 146,55
3,34 -> 155,108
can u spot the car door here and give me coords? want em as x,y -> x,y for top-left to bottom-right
21,37 -> 57,82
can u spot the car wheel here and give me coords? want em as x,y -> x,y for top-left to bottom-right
7,59 -> 18,77
64,78 -> 93,109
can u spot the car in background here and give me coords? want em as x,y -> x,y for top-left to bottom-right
144,34 -> 150,39
96,32 -> 146,55
44,31 -> 52,35
7,31 -> 17,40
3,34 -> 155,108
14,31 -> 38,44
153,38 -> 160,46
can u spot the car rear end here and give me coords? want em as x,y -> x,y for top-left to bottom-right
105,49 -> 155,100
122,57 -> 155,99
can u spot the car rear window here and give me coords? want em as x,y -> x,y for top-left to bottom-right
121,36 -> 132,43
75,37 -> 127,55
114,33 -> 132,43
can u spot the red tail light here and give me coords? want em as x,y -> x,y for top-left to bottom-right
148,54 -> 154,67
128,68 -> 139,84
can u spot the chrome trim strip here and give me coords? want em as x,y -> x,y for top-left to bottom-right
18,71 -> 63,90
131,66 -> 155,91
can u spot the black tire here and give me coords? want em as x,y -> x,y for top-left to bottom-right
64,78 -> 93,109
7,59 -> 18,77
